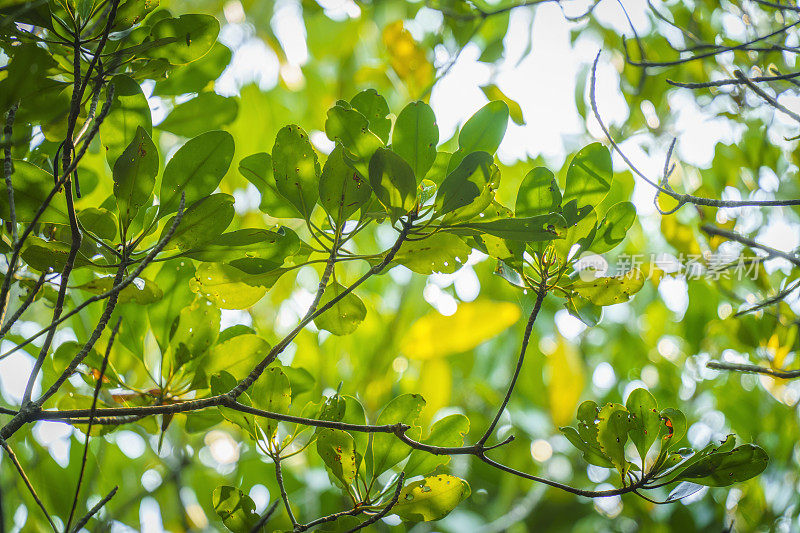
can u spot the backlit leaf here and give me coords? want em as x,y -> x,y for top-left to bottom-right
393,475 -> 471,522
401,301 -> 521,359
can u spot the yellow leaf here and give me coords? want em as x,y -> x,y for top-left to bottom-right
382,21 -> 433,94
417,358 -> 451,421
401,301 -> 521,359
660,216 -> 701,255
480,84 -> 525,125
546,337 -> 585,426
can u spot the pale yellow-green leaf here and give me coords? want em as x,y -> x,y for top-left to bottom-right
661,216 -> 701,255
189,263 -> 269,309
401,301 -> 520,359
208,334 -> 271,379
571,269 -> 645,307
393,475 -> 471,522
546,337 -> 585,427
417,358 -> 451,422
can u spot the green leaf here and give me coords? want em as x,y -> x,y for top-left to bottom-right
325,104 -> 383,179
113,126 -> 158,226
238,152 -> 298,218
160,193 -> 235,252
480,84 -> 524,125
340,396 -> 368,468
75,276 -> 163,305
390,232 -> 471,275
368,147 -> 417,222
159,130 -> 235,218
316,429 -> 357,488
554,208 -> 596,261
371,393 -> 425,477
169,297 -> 220,366
560,400 -> 615,468
659,407 -> 687,455
0,43 -> 54,114
562,143 -> 612,224
250,365 -> 291,438
435,152 -> 495,217
208,334 -> 271,380
591,202 -> 636,253
450,213 -> 566,242
318,145 -> 371,223
448,101 -> 509,172
154,42 -> 231,96
675,444 -> 769,487
148,258 -> 195,348
515,167 -> 561,218
350,89 -> 390,143
157,93 -> 238,137
596,403 -> 631,478
405,414 -> 469,477
0,160 -> 68,224
570,269 -> 645,306
665,481 -> 705,503
564,294 -> 602,327
393,475 -> 471,522
212,486 -> 261,533
313,282 -> 367,336
78,208 -> 117,241
190,263 -> 277,309
20,236 -> 94,272
393,101 -> 439,180
148,14 -> 220,65
112,0 -> 159,30
625,388 -> 661,468
560,426 -> 614,468
183,227 -> 300,267
272,125 -> 320,219
101,74 -> 153,169
210,371 -> 258,438
281,365 -> 315,398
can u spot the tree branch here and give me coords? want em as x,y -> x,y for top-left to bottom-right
700,224 -> 800,268
65,317 -> 120,531
706,361 -> 800,379
0,439 -> 58,531
68,486 -> 118,533
479,285 -> 547,445
589,52 -> 800,211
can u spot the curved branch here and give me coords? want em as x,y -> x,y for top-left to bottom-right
589,52 -> 800,211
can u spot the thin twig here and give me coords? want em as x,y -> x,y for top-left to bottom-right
623,21 -> 800,67
345,473 -> 406,532
0,270 -> 49,337
249,500 -> 280,533
733,69 -> 800,123
273,456 -> 298,527
589,52 -> 800,211
700,224 -> 800,268
68,486 -> 118,533
706,361 -> 800,379
0,440 -> 58,532
667,70 -> 800,89
480,285 -> 547,445
229,216 -> 416,399
65,317 -> 121,531
734,278 -> 800,317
